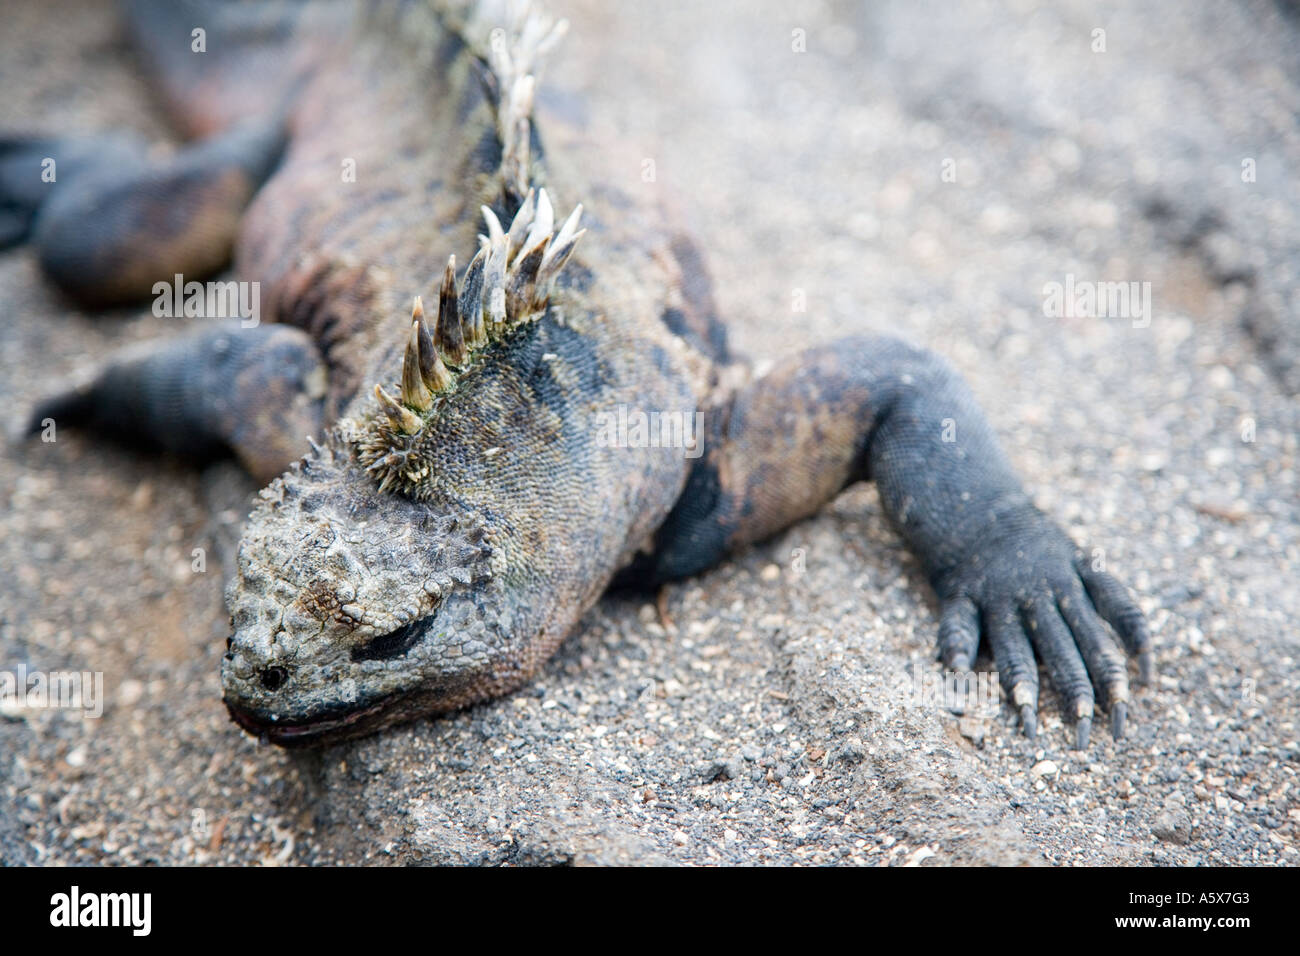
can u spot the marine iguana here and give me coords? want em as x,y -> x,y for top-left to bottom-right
9,0 -> 1151,749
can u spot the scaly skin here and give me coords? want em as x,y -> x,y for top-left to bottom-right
14,0 -> 1151,749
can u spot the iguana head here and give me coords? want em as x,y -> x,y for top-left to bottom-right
220,444 -> 508,746
222,191 -> 586,746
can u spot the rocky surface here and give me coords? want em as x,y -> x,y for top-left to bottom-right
1,0 -> 1297,865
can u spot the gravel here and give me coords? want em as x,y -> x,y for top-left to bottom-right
1,0 -> 1296,866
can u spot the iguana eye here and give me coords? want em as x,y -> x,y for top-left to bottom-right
351,619 -> 426,662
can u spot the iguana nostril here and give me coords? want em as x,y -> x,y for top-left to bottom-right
260,666 -> 289,691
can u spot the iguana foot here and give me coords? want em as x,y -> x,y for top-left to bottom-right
0,118 -> 284,307
626,338 -> 1150,751
933,500 -> 1151,748
0,135 -> 143,248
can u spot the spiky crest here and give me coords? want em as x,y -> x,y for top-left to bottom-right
432,0 -> 569,202
353,190 -> 585,494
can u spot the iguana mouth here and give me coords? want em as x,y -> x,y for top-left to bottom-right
225,697 -> 393,747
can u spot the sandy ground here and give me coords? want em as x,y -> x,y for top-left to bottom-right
1,0 -> 1297,865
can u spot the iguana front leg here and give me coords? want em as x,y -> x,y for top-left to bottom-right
27,321 -> 327,484
636,336 -> 1151,748
9,115 -> 326,481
